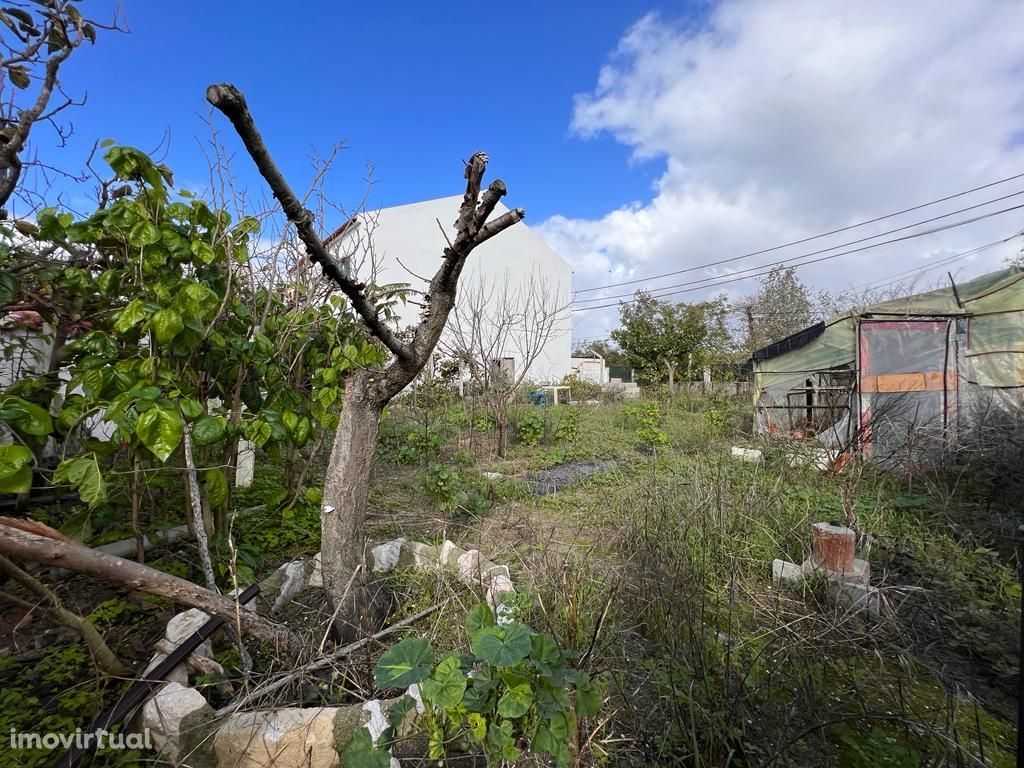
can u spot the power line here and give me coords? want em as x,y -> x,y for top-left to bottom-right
573,171 -> 1024,295
571,207 -> 1024,312
573,190 -> 1024,305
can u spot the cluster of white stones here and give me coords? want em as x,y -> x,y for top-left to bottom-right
137,538 -> 515,767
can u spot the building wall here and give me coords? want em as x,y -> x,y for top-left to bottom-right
334,196 -> 573,383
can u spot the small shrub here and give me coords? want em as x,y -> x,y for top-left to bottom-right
347,603 -> 599,767
625,401 -> 667,449
518,409 -> 545,447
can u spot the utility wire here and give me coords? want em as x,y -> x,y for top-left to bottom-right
573,171 -> 1024,295
571,203 -> 1024,312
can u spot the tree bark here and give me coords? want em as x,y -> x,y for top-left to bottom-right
0,522 -> 303,659
320,370 -> 381,622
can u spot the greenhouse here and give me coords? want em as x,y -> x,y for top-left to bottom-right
751,266 -> 1024,465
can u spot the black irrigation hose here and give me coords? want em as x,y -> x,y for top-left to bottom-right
53,583 -> 261,768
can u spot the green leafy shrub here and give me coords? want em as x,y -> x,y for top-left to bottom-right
345,603 -> 599,767
518,409 -> 545,447
423,462 -> 489,516
625,401 -> 667,449
554,406 -> 581,445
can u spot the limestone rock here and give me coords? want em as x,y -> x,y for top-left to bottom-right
371,538 -> 406,572
213,707 -> 341,768
439,540 -> 467,568
272,560 -> 307,613
730,446 -> 763,462
143,652 -> 188,686
772,559 -> 803,586
398,540 -> 439,569
481,471 -> 503,480
165,609 -> 212,658
310,552 -> 323,588
142,682 -> 211,764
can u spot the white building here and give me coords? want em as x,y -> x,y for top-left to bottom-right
327,196 -> 573,383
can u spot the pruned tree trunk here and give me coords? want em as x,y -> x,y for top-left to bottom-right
208,83 -> 525,632
0,520 -> 304,659
320,371 -> 381,618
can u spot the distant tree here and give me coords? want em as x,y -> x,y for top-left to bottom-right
572,339 -> 628,368
612,292 -> 730,390
739,266 -> 815,352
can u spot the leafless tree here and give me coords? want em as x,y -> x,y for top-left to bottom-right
441,268 -> 568,456
206,83 -> 525,626
0,1 -> 121,216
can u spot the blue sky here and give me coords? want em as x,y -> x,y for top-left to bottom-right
48,0 -> 684,225
28,1 -> 1024,341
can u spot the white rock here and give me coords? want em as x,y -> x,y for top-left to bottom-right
399,540 -> 439,569
272,560 -> 307,613
481,471 -> 503,480
309,552 -> 323,588
439,540 -> 466,568
772,559 -> 803,586
142,682 -> 209,763
143,652 -> 189,686
730,446 -> 763,462
371,538 -> 406,572
165,609 -> 212,658
456,549 -> 482,584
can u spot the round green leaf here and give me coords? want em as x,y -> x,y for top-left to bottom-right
0,271 -> 20,306
340,728 -> 391,768
373,636 -> 434,689
496,681 -> 533,719
0,395 -> 53,436
472,623 -> 532,668
0,445 -> 33,494
179,398 -> 204,420
113,298 -> 149,335
192,415 -> 226,446
419,655 -> 466,710
465,603 -> 496,635
129,220 -> 161,247
136,405 -> 183,462
149,308 -> 184,344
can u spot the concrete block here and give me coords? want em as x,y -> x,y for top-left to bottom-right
235,440 -> 255,488
828,580 -> 885,619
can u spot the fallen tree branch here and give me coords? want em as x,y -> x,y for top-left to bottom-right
0,520 -> 304,659
0,554 -> 127,676
215,600 -> 446,717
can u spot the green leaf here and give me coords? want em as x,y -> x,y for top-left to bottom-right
530,634 -> 563,676
190,240 -> 215,264
465,603 -> 496,635
419,654 -> 466,710
149,308 -> 184,344
82,368 -> 104,399
192,415 -> 225,446
179,398 -> 204,420
136,405 -> 183,462
497,680 -> 533,718
373,636 -> 433,689
0,396 -> 53,436
205,467 -> 228,507
487,720 -> 521,763
574,670 -> 600,717
292,416 -> 312,448
472,623 -> 532,668
242,418 -> 272,448
59,508 -> 92,542
129,220 -> 161,247
53,454 -> 107,507
467,712 -> 487,744
0,444 -> 32,494
113,299 -> 148,335
340,728 -> 391,768
0,271 -> 19,305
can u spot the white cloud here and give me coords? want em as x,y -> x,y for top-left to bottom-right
543,1 -> 1024,341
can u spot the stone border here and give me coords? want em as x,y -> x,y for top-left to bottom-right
139,538 -> 516,767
